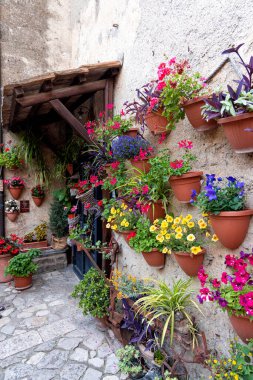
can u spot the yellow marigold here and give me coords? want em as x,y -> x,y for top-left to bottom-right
187,234 -> 195,242
161,229 -> 167,236
161,220 -> 168,229
117,292 -> 123,299
150,225 -> 156,232
198,218 -> 205,225
171,224 -> 176,230
111,224 -> 118,230
187,221 -> 195,228
181,218 -> 187,225
175,226 -> 182,233
156,234 -> 164,242
175,233 -> 183,239
185,214 -> 193,221
174,217 -> 181,224
165,215 -> 173,223
199,222 -> 207,229
190,246 -> 202,255
212,234 -> 219,242
165,233 -> 171,240
106,223 -> 111,228
111,207 -> 116,215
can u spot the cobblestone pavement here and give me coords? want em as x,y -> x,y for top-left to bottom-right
0,268 -> 126,380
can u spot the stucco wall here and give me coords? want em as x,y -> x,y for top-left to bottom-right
72,0 -> 253,377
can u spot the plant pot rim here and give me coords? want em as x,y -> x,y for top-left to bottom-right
0,253 -> 12,259
32,196 -> 45,199
128,127 -> 139,131
174,248 -> 206,257
218,112 -> 253,124
182,96 -> 207,106
142,248 -> 162,254
228,311 -> 252,321
5,211 -> 19,214
9,185 -> 24,188
146,107 -> 164,116
130,156 -> 154,163
117,229 -> 136,234
210,209 -> 253,217
170,171 -> 203,180
13,274 -> 33,279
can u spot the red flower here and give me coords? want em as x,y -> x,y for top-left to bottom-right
90,175 -> 98,184
212,279 -> 221,288
84,203 -> 91,209
106,103 -> 114,110
127,231 -> 136,240
169,81 -> 177,88
141,204 -> 150,214
142,185 -> 149,195
111,161 -> 120,170
110,178 -> 117,185
170,160 -> 183,169
5,148 -> 10,152
111,122 -> 121,130
157,81 -> 166,91
97,200 -> 103,207
120,109 -> 125,116
178,139 -> 193,149
99,111 -> 105,118
221,272 -> 228,284
158,132 -> 167,144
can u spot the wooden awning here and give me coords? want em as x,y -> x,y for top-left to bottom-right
2,61 -> 122,143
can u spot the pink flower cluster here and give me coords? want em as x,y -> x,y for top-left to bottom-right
85,120 -> 96,135
133,147 -> 153,161
170,160 -> 183,169
178,139 -> 193,149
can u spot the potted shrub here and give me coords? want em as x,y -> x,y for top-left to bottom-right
129,217 -> 165,269
202,43 -> 253,153
23,222 -> 48,250
206,339 -> 253,379
111,135 -> 153,173
4,177 -> 25,200
49,195 -> 68,250
4,248 -> 40,290
0,142 -> 24,170
116,345 -> 143,379
5,199 -> 20,222
0,234 -> 23,282
31,184 -> 45,207
197,250 -> 253,343
134,278 -> 201,346
168,140 -> 203,203
150,214 -> 216,276
71,267 -> 110,322
192,174 -> 253,249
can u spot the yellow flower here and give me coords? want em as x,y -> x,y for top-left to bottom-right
171,224 -> 176,230
111,224 -> 118,230
165,215 -> 173,223
165,233 -> 171,240
232,360 -> 236,365
213,359 -> 218,364
185,214 -> 193,221
161,229 -> 167,235
181,218 -> 187,225
174,217 -> 181,224
161,220 -> 168,229
108,217 -> 112,222
234,375 -> 239,380
121,203 -> 126,209
200,223 -> 207,229
175,226 -> 182,233
190,246 -> 202,255
156,234 -> 164,242
106,223 -> 111,228
119,212 -> 124,217
187,234 -> 195,242
129,208 -> 133,212
162,247 -> 168,253
198,218 -> 205,225
125,222 -> 129,227
212,234 -> 219,242
153,219 -> 159,224
202,212 -> 208,217
120,220 -> 126,226
116,208 -> 120,213
187,222 -> 195,228
206,232 -> 211,237
111,207 -> 116,215
175,233 -> 183,239
150,225 -> 156,232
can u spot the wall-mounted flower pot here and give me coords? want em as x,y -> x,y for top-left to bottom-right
0,254 -> 12,283
209,210 -> 253,249
22,240 -> 48,251
129,158 -> 151,174
117,230 -> 136,243
169,171 -> 203,203
146,201 -> 166,222
142,248 -> 165,269
123,127 -> 139,138
218,113 -> 253,153
5,212 -> 19,222
182,97 -> 217,131
32,196 -> 44,207
9,186 -> 24,200
228,314 -> 253,343
66,163 -> 74,176
14,275 -> 33,290
173,249 -> 206,277
144,109 -> 168,135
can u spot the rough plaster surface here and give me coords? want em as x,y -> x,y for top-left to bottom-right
1,1 -> 253,377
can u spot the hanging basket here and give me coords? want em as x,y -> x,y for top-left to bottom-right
76,188 -> 97,206
182,97 -> 217,131
67,215 -> 80,228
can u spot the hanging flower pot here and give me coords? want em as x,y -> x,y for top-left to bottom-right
129,158 -> 151,174
123,128 -> 139,138
228,314 -> 253,343
182,97 -> 217,131
173,249 -> 206,277
169,171 -> 203,203
5,212 -> 19,222
0,254 -> 12,283
146,201 -> 166,222
14,275 -> 33,290
66,163 -> 74,176
218,113 -> 253,153
142,248 -> 165,269
209,210 -> 253,249
9,186 -> 24,200
117,230 -> 136,243
32,196 -> 44,207
144,109 -> 169,135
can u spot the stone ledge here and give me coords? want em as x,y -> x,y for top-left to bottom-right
34,248 -> 67,273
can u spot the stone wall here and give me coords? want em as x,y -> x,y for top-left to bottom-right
71,0 -> 253,377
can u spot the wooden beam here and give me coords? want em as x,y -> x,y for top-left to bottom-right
16,79 -> 107,108
49,99 -> 93,144
104,79 -> 114,119
26,79 -> 54,123
9,86 -> 24,128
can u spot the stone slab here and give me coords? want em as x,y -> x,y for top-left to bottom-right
0,330 -> 42,359
38,319 -> 76,341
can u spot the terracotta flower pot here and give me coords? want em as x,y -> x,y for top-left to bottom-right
146,201 -> 166,222
169,171 -> 203,203
123,128 -> 139,137
66,163 -> 74,175
142,248 -> 165,269
129,158 -> 151,174
144,109 -> 169,135
209,210 -> 253,249
117,230 -> 136,243
14,275 -> 33,290
0,254 -> 12,283
9,186 -> 24,200
182,97 -> 217,131
173,249 -> 206,277
32,196 -> 44,207
22,240 -> 48,251
5,212 -> 19,222
228,314 -> 253,343
218,113 -> 253,153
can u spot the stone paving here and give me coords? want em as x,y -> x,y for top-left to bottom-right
0,268 -> 127,380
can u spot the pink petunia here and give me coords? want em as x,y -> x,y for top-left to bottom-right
110,178 -> 117,185
106,103 -> 114,110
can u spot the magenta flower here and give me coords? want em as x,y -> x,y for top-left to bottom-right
178,139 -> 193,149
111,161 -> 120,170
142,185 -> 149,195
221,272 -> 228,284
212,279 -> 221,288
110,178 -> 117,186
106,103 -> 114,110
198,266 -> 208,287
